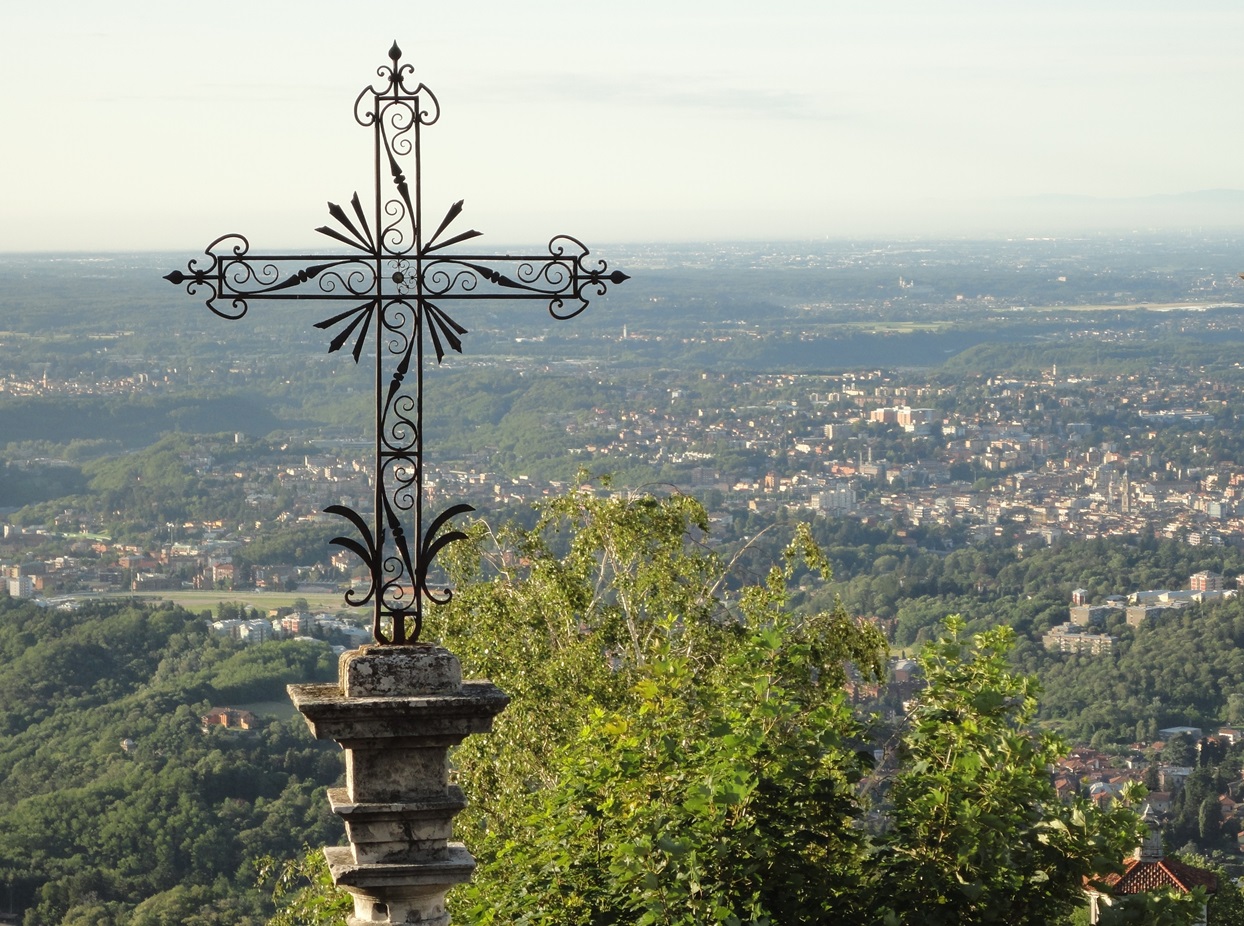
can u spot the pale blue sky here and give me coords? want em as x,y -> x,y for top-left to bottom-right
2,0 -> 1242,250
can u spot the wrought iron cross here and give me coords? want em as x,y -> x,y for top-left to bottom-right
166,43 -> 627,644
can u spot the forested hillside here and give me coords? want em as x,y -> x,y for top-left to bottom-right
1035,597 -> 1244,744
786,526 -> 1244,744
267,490 -> 1220,926
0,597 -> 340,925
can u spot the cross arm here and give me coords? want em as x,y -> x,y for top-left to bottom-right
164,234 -> 378,320
419,235 -> 629,320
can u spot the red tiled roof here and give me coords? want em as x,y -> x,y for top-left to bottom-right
1101,858 -> 1218,895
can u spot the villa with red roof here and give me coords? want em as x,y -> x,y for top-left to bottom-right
1086,804 -> 1216,925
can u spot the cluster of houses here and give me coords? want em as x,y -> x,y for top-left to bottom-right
9,362 -> 1244,606
553,366 -> 1244,554
1043,573 -> 1237,656
1057,730 -> 1244,922
200,706 -> 258,732
210,609 -> 372,650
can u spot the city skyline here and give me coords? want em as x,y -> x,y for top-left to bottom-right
3,0 -> 1244,252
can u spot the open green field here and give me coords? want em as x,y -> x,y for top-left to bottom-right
119,589 -> 353,618
831,321 -> 949,333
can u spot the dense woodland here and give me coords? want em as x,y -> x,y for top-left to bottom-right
0,597 -> 340,925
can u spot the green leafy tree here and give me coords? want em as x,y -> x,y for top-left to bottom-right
459,605 -> 883,925
269,486 -> 888,925
1203,865 -> 1244,926
266,492 -> 1189,925
1092,887 -> 1207,926
259,849 -> 352,926
1197,795 -> 1223,846
438,485 -> 884,924
1143,764 -> 1161,792
873,618 -> 1148,926
1165,733 -> 1198,768
433,486 -> 730,827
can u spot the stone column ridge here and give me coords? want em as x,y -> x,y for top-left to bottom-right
325,844 -> 477,890
328,785 -> 469,818
289,680 -> 510,742
328,785 -> 469,865
324,845 -> 474,926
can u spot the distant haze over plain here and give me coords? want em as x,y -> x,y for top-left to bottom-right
825,190 -> 1244,241
5,190 -> 1243,254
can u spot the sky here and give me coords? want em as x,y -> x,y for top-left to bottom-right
2,0 -> 1243,251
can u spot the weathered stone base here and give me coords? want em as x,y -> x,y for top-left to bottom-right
290,645 -> 508,925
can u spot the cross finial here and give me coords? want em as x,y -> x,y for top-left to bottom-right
166,46 -> 627,644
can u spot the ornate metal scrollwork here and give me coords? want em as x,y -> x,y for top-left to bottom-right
167,43 -> 627,644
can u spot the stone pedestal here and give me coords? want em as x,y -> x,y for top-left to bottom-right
290,644 -> 509,926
